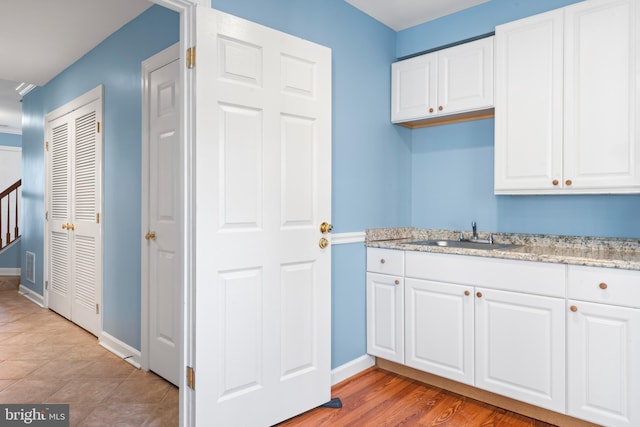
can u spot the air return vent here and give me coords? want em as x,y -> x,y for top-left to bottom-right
25,251 -> 35,283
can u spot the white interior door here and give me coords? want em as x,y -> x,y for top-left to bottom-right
194,8 -> 332,426
46,86 -> 103,337
144,46 -> 182,386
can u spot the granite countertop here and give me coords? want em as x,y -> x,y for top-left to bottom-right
366,227 -> 640,271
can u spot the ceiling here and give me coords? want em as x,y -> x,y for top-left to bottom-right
0,0 -> 486,134
0,0 -> 152,134
345,0 -> 490,31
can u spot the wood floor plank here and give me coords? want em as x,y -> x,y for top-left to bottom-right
278,368 -> 557,427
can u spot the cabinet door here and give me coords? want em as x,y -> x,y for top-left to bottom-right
366,272 -> 404,363
494,9 -> 564,193
567,300 -> 640,427
564,0 -> 640,192
438,37 -> 493,116
391,54 -> 437,123
475,288 -> 565,412
405,278 -> 474,385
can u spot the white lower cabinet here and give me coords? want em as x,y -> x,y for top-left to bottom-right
367,248 -> 640,424
405,278 -> 474,385
366,248 -> 405,364
567,265 -> 640,427
475,288 -> 565,412
366,272 -> 404,363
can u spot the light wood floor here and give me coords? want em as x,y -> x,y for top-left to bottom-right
279,368 -> 558,427
0,290 -> 178,426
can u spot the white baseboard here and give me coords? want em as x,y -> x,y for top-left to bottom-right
331,354 -> 375,386
99,331 -> 142,369
18,284 -> 44,307
0,268 -> 20,275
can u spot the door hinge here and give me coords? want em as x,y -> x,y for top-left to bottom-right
96,304 -> 100,314
45,140 -> 49,151
186,366 -> 195,389
45,281 -> 49,290
45,211 -> 49,221
96,213 -> 100,224
186,47 -> 196,69
97,121 -> 101,133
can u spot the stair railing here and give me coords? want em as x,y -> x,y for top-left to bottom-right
0,179 -> 21,250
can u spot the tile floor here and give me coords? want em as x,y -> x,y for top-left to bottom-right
0,290 -> 178,426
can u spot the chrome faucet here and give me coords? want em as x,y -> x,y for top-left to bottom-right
472,221 -> 478,241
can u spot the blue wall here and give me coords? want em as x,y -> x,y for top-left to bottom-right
404,0 -> 640,239
210,0 -> 412,369
0,133 -> 21,147
21,6 -> 179,349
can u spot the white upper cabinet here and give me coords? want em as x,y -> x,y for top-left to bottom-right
392,37 -> 494,127
495,0 -> 640,194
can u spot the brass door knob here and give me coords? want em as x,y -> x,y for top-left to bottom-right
565,179 -> 573,186
429,107 -> 434,113
552,180 -> 559,186
145,231 -> 156,240
319,222 -> 333,234
394,279 -> 400,285
68,224 -> 75,231
599,282 -> 608,290
476,292 -> 483,298
570,305 -> 578,312
380,258 -> 386,264
438,106 -> 443,111
319,237 -> 329,249
464,290 -> 470,296
62,224 -> 68,230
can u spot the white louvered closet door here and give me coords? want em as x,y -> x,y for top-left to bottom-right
48,118 -> 72,320
46,87 -> 102,337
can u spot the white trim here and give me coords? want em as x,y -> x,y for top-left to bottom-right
332,231 -> 366,245
331,354 -> 376,386
0,268 -> 20,275
18,285 -> 44,307
99,331 -> 142,368
150,1 -> 197,425
0,146 -> 21,153
0,128 -> 22,135
140,42 -> 181,374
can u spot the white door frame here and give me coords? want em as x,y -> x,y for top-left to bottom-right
149,1 -> 200,425
141,42 -> 180,381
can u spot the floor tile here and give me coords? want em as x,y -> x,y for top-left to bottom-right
0,290 -> 179,426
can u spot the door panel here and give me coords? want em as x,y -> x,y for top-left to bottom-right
148,55 -> 181,386
195,8 -> 332,426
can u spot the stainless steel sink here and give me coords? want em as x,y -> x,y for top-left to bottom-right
406,239 -> 520,250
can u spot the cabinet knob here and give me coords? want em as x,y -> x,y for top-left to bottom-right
599,282 -> 608,290
380,258 -> 386,264
394,279 -> 400,285
438,106 -> 443,111
476,292 -> 483,298
565,179 -> 573,186
464,290 -> 470,296
428,107 -> 434,113
552,179 -> 559,186
570,305 -> 578,312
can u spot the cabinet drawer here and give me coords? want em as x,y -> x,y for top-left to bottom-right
367,248 -> 404,276
568,265 -> 640,308
405,251 -> 565,297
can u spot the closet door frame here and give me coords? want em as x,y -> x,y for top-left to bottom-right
44,85 -> 103,336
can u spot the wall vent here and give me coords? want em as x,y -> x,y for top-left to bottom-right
25,251 -> 35,283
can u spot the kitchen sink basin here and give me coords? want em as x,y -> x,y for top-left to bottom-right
406,239 -> 521,250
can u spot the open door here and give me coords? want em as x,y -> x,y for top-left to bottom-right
194,8 -> 332,426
